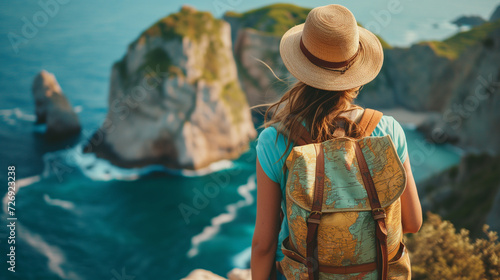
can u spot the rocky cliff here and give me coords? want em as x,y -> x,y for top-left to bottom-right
84,6 -> 256,169
182,268 -> 250,280
418,154 -> 500,236
491,5 -> 500,22
363,18 -> 500,113
417,21 -> 500,154
32,70 -> 81,140
223,4 -> 310,109
452,15 -> 486,28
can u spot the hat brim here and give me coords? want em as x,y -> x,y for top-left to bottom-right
279,24 -> 384,91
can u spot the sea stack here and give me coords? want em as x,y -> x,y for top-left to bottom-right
84,6 -> 256,170
32,70 -> 81,140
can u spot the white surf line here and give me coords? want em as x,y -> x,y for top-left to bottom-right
18,224 -> 81,280
2,176 -> 79,279
0,107 -> 36,123
232,246 -> 252,268
2,175 -> 40,214
43,194 -> 76,211
179,160 -> 235,177
187,174 -> 256,258
63,142 -> 235,182
73,105 -> 83,113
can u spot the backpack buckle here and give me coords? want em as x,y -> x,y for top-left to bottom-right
308,211 -> 322,224
371,208 -> 386,220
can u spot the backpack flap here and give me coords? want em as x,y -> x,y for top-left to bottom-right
285,135 -> 406,213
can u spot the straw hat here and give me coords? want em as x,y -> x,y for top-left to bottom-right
280,4 -> 384,91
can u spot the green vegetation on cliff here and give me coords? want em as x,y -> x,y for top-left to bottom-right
221,81 -> 248,126
139,47 -> 171,73
114,47 -> 184,86
201,37 -> 224,82
425,19 -> 500,59
141,5 -> 224,42
142,6 -> 226,82
119,6 -> 227,83
225,4 -> 310,36
225,3 -> 391,49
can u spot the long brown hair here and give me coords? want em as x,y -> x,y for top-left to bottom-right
262,81 -> 364,160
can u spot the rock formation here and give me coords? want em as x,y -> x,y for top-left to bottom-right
452,15 -> 486,27
182,269 -> 250,280
182,269 -> 226,280
32,70 -> 81,140
83,6 -> 256,170
418,154 -> 500,236
223,4 -> 310,109
417,21 -> 500,154
491,5 -> 500,22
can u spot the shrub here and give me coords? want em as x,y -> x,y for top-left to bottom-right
406,212 -> 500,280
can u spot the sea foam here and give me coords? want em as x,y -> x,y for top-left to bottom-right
187,175 -> 256,258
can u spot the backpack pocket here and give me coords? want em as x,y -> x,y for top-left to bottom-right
280,254 -> 309,280
280,237 -> 380,279
280,238 -> 308,279
388,242 -> 411,280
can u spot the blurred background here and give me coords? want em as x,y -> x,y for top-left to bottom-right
0,0 -> 499,279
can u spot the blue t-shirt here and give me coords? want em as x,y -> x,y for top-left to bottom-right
255,115 -> 408,261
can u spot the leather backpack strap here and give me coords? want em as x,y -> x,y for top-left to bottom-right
354,142 -> 389,280
296,124 -> 313,146
358,109 -> 383,137
306,144 -> 325,280
277,120 -> 313,146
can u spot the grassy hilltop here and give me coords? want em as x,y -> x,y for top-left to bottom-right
224,3 -> 392,49
424,19 -> 500,59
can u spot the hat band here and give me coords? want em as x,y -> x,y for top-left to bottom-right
300,37 -> 360,70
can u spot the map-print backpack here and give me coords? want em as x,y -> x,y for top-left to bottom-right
279,109 -> 411,280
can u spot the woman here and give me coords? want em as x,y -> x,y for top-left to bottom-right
251,4 -> 422,280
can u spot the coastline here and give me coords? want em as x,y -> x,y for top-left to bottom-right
380,107 -> 439,127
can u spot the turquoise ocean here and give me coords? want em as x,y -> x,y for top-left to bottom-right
1,0 -> 495,279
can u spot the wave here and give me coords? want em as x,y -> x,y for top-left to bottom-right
74,105 -> 83,113
232,246 -> 252,268
2,175 -> 40,214
0,107 -> 36,125
35,142 -> 236,182
18,224 -> 81,280
187,175 -> 256,258
2,175 -> 79,279
43,194 -> 76,211
0,106 -> 81,127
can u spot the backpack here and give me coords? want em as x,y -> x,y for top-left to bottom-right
279,109 -> 411,280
